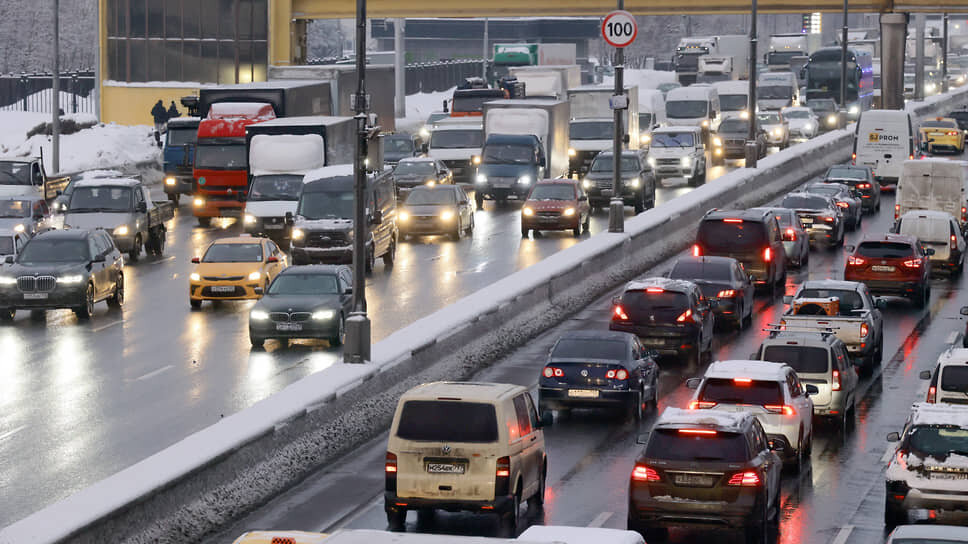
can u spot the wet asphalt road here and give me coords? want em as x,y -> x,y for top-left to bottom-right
213,154 -> 968,544
0,157 -> 740,525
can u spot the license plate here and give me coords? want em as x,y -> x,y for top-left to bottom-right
211,285 -> 235,293
493,181 -> 512,188
871,265 -> 895,272
427,463 -> 465,474
276,322 -> 303,332
800,217 -> 814,224
23,293 -> 48,300
539,217 -> 559,223
221,209 -> 242,217
930,472 -> 968,480
568,389 -> 600,398
674,473 -> 716,487
265,223 -> 284,230
642,338 -> 665,346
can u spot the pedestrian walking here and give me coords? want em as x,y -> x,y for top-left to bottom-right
167,101 -> 181,119
151,99 -> 168,147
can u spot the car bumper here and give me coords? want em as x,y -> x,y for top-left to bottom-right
629,488 -> 757,529
608,324 -> 696,356
538,387 -> 634,410
523,215 -> 580,231
193,199 -> 244,218
889,484 -> 968,521
929,253 -> 962,275
385,492 -> 513,514
291,245 -> 352,264
654,166 -> 695,178
858,192 -> 877,210
806,224 -> 839,245
476,185 -> 531,199
400,217 -> 458,235
243,218 -> 290,238
585,186 -> 639,206
163,174 -> 193,195
249,318 -> 340,339
710,297 -> 742,318
189,282 -> 262,301
844,275 -> 924,297
0,286 -> 87,310
812,390 -> 851,416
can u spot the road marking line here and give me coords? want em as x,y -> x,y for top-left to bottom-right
0,425 -> 27,443
947,331 -> 958,345
588,511 -> 613,528
131,365 -> 173,382
92,320 -> 123,333
832,525 -> 854,544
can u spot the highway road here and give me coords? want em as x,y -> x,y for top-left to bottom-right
0,157 -> 739,525
212,155 -> 968,544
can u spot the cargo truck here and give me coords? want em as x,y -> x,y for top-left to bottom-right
697,57 -> 735,83
242,116 -> 355,242
162,116 -> 199,205
489,43 -> 577,85
675,35 -> 748,85
425,118 -> 484,184
713,35 -> 751,80
566,85 -> 640,176
197,80 -> 331,118
766,34 -> 823,71
508,65 -> 582,100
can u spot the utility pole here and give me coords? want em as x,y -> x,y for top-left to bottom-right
393,19 -> 405,118
745,0 -> 758,168
51,0 -> 60,173
482,18 -> 489,81
915,14 -> 925,101
839,0 -> 848,128
345,0 -> 371,363
607,0 -> 627,234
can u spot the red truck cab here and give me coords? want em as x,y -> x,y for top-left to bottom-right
192,102 -> 275,226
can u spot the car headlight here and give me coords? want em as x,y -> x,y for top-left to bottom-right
773,128 -> 783,137
680,156 -> 691,167
190,273 -> 200,282
58,275 -> 84,284
13,224 -> 24,233
248,271 -> 261,281
419,127 -> 430,139
312,309 -> 335,320
848,105 -> 859,115
582,179 -> 593,189
518,175 -> 531,185
0,276 -> 16,285
568,148 -> 577,157
165,176 -> 176,186
827,114 -> 837,125
925,83 -> 936,93
476,174 -> 487,184
425,179 -> 436,187
804,122 -> 814,131
628,177 -> 640,188
114,225 -> 129,236
701,119 -> 709,128
522,207 -> 534,216
440,210 -> 454,221
740,110 -> 750,120
640,133 -> 651,145
713,137 -> 722,147
399,210 -> 409,221
563,207 -> 576,216
250,310 -> 269,321
244,214 -> 257,225
647,157 -> 656,168
193,198 -> 205,207
291,228 -> 304,240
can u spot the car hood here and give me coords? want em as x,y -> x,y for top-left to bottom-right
402,204 -> 454,216
478,163 -> 532,177
63,212 -> 132,231
255,294 -> 341,313
524,200 -> 577,212
0,186 -> 38,199
648,147 -> 694,158
194,261 -> 263,277
787,119 -> 814,129
294,218 -> 354,232
245,200 -> 297,218
5,262 -> 89,276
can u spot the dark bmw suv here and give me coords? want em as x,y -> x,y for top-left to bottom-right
0,229 -> 124,320
693,208 -> 787,293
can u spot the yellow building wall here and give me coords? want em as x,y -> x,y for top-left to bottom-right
101,84 -> 203,126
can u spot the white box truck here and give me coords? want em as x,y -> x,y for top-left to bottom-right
767,34 -> 823,71
508,65 -> 582,100
566,85 -> 640,175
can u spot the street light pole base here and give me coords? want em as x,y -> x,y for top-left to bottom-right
608,199 -> 625,233
344,312 -> 371,363
744,142 -> 759,168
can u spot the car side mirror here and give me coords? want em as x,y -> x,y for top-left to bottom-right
4,256 -> 13,264
845,245 -> 855,252
805,384 -> 819,396
782,295 -> 793,304
925,248 -> 936,256
876,298 -> 888,310
371,209 -> 383,225
191,257 -> 200,264
920,370 -> 933,380
266,256 -> 279,263
539,411 -> 554,428
611,296 -> 621,306
635,432 -> 651,445
254,287 -> 264,296
92,254 -> 106,263
685,377 -> 702,390
886,432 -> 901,442
285,212 -> 294,226
137,202 -> 147,213
961,306 -> 968,316
578,195 -> 588,202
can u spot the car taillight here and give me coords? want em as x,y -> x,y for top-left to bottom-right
613,305 -> 629,321
676,308 -> 694,323
783,228 -> 796,242
688,400 -> 717,409
953,234 -> 959,250
606,368 -> 629,380
763,247 -> 772,262
851,152 -> 856,163
847,255 -> 866,266
385,452 -> 398,492
495,456 -> 511,496
836,201 -> 849,209
948,131 -> 959,136
895,450 -> 909,470
860,322 -> 869,338
927,386 -> 937,403
895,204 -> 900,220
832,370 -> 842,391
903,258 -> 923,268
632,464 -> 661,482
496,456 -> 510,478
692,244 -> 702,257
543,366 -> 564,378
779,319 -> 787,331
910,154 -> 915,160
823,216 -> 835,223
962,206 -> 967,222
717,289 -> 736,298
727,471 -> 761,486
857,183 -> 871,189
764,404 -> 795,416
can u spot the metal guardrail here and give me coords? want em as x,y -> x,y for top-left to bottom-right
0,71 -> 96,115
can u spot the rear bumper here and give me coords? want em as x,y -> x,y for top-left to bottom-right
845,275 -> 924,297
385,492 -> 513,513
888,484 -> 968,518
538,387 -> 633,410
629,488 -> 757,529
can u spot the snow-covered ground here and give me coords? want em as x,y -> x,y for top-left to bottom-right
396,87 -> 455,133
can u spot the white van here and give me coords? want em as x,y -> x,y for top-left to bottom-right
320,530 -> 533,544
895,210 -> 966,274
638,89 -> 666,147
665,85 -> 720,142
895,159 -> 968,230
713,80 -> 751,119
757,71 -> 799,110
853,110 -> 919,186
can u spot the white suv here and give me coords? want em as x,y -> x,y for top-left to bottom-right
686,360 -> 816,470
920,347 -> 968,405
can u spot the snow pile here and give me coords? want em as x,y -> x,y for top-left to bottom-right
0,111 -> 47,152
518,525 -> 645,544
0,88 -> 95,114
657,407 -> 749,429
605,69 -> 677,90
396,87 -> 455,133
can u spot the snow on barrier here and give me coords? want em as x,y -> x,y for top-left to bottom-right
4,86 -> 968,544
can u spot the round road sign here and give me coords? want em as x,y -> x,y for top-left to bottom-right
602,10 -> 637,48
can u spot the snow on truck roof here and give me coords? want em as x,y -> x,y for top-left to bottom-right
247,116 -> 352,128
703,359 -> 792,381
655,407 -> 751,431
910,402 -> 968,428
401,381 -> 523,402
71,177 -> 143,188
302,164 -> 355,182
798,279 -> 864,292
899,209 -> 956,221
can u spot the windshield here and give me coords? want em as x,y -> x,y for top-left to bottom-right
404,188 -> 456,206
396,400 -> 498,443
590,156 -> 640,173
0,237 -> 11,255
700,378 -> 783,406
202,242 -> 263,263
667,100 -> 708,118
645,429 -> 748,462
195,143 -> 247,169
651,132 -> 695,147
718,119 -> 749,133
529,184 -> 575,201
430,129 -> 482,149
698,220 -> 767,252
767,51 -> 801,66
826,167 -> 867,180
784,110 -> 812,119
720,94 -> 748,111
0,162 -> 31,185
807,100 -> 837,112
68,186 -> 133,212
797,288 -> 863,313
757,112 -> 782,124
426,112 -> 449,125
551,338 -> 627,360
267,273 -> 339,295
453,93 -> 504,113
482,143 -> 534,164
762,346 -> 829,374
570,121 -> 613,140
18,238 -> 89,263
166,127 -> 196,146
782,195 -> 830,210
248,175 -> 304,202
394,162 -> 436,177
759,86 -> 793,100
0,200 -> 30,218
639,113 -> 653,127
669,260 -> 732,281
907,426 -> 968,459
384,137 -> 414,153
299,190 -> 354,220
857,242 -> 914,259
899,218 -> 951,243
922,120 -> 958,129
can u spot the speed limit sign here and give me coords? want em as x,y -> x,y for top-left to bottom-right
602,10 -> 637,48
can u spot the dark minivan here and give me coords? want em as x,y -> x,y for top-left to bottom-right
693,208 -> 787,293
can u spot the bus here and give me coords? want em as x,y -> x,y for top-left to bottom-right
802,46 -> 874,120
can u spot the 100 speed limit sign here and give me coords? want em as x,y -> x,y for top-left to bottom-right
602,10 -> 637,48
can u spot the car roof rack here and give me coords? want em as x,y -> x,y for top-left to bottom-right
763,324 -> 839,338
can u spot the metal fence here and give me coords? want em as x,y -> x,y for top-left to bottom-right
0,71 -> 96,115
306,58 -> 484,95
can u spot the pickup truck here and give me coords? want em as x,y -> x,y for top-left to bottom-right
0,155 -> 70,201
779,279 -> 886,373
62,177 -> 174,261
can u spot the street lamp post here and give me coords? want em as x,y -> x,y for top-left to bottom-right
744,0 -> 758,168
607,0 -> 627,234
51,0 -> 60,173
943,13 -> 949,94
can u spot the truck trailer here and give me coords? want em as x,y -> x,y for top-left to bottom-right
490,43 -> 577,85
197,80 -> 331,119
566,85 -> 640,176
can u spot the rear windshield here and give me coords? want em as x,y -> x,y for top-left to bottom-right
826,167 -> 867,181
899,217 -> 951,243
620,290 -> 689,312
551,338 -> 628,360
698,220 -> 767,252
797,288 -> 863,313
396,400 -> 498,443
781,195 -> 829,210
922,120 -> 958,129
700,378 -> 783,406
856,242 -> 914,259
645,428 -> 748,462
941,366 -> 968,393
907,426 -> 968,459
762,346 -> 829,374
669,260 -> 733,281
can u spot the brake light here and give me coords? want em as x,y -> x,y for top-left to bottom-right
385,452 -> 398,473
823,216 -> 835,223
734,377 -> 753,384
851,152 -> 856,163
688,400 -> 717,409
496,456 -> 510,478
606,368 -> 629,380
903,258 -> 923,268
678,429 -> 717,435
953,234 -> 958,250
857,183 -> 871,189
836,201 -> 849,209
632,464 -> 661,482
847,255 -> 866,266
727,471 -> 761,486
832,370 -> 842,391
543,366 -> 565,378
717,289 -> 736,298
783,228 -> 797,242
895,204 -> 900,220
723,218 -> 743,223
613,305 -> 629,321
763,247 -> 772,262
948,131 -> 959,136
895,450 -> 909,470
927,386 -> 937,403
860,322 -> 869,338
676,308 -> 694,323
962,206 -> 967,222
646,287 -> 665,293
764,404 -> 795,416
692,244 -> 702,257
779,319 -> 787,331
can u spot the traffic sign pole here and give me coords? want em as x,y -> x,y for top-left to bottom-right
603,8 -> 637,233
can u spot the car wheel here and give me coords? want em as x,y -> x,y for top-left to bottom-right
383,238 -> 396,268
801,247 -> 810,267
521,226 -> 529,238
190,299 -> 202,310
365,245 -> 375,274
386,507 -> 407,532
529,466 -> 546,513
572,222 -> 582,237
641,527 -> 669,541
913,285 -> 929,308
74,283 -> 95,320
107,274 -> 124,308
735,301 -> 746,330
466,215 -> 475,235
250,336 -> 265,348
128,235 -> 142,263
626,390 -> 644,421
0,308 -> 14,322
498,487 -> 520,537
633,191 -> 645,214
884,498 -> 906,529
197,217 -> 211,227
151,229 -> 166,256
743,501 -> 769,544
450,222 -> 461,241
331,314 -> 345,347
475,192 -> 484,210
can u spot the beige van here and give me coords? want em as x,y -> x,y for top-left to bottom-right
385,382 -> 550,536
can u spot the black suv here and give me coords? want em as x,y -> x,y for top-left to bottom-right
693,208 -> 787,293
609,277 -> 714,366
628,407 -> 782,543
0,229 -> 124,320
582,150 -> 656,213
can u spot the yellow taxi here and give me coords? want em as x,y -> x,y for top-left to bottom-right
231,531 -> 328,544
189,235 -> 287,309
920,117 -> 966,154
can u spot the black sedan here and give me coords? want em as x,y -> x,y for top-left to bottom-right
248,265 -> 353,348
804,182 -> 863,230
391,157 -> 453,199
821,164 -> 880,214
0,229 -> 124,320
398,185 -> 474,241
667,256 -> 754,330
538,330 -> 659,421
781,192 -> 846,249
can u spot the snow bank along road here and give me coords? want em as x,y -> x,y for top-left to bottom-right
4,85 -> 968,541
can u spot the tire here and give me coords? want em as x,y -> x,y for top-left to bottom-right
466,215 -> 475,236
386,507 -> 406,532
498,488 -> 520,538
107,274 -> 124,308
633,191 -> 645,214
475,192 -> 484,210
450,223 -> 461,241
383,238 -> 396,268
583,214 -> 590,232
789,431 -> 805,474
128,235 -> 142,263
364,245 -> 375,274
167,192 -> 179,204
74,283 -> 95,320
801,248 -> 810,268
641,527 -> 669,541
529,466 -> 546,512
0,308 -> 14,321
151,228 -> 166,256
913,284 -> 929,308
735,301 -> 746,330
250,336 -> 265,348
744,501 -> 769,544
626,390 -> 644,421
884,498 -> 906,529
572,222 -> 582,237
190,299 -> 202,310
521,226 -> 529,238
331,314 -> 345,347
197,216 -> 211,227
